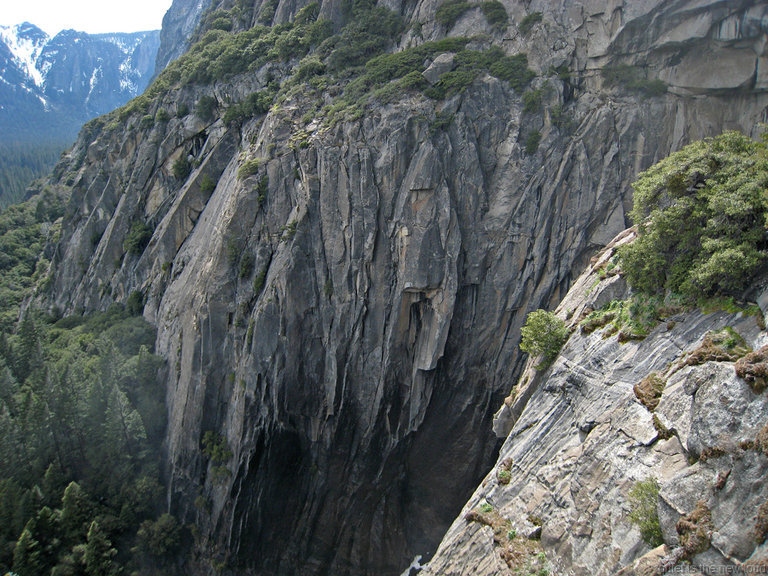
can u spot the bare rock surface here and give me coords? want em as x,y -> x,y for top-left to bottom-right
422,239 -> 768,576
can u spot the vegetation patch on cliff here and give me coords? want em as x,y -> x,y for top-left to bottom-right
735,343 -> 768,393
518,12 -> 543,35
580,295 -> 683,342
619,131 -> 768,301
435,0 -> 470,28
520,309 -> 568,369
628,477 -> 664,547
634,372 -> 665,411
465,504 -> 549,574
679,327 -> 750,368
677,500 -> 713,559
602,64 -> 666,96
0,190 -> 63,332
496,457 -> 514,485
102,0 -> 536,135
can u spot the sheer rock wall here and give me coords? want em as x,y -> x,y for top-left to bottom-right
45,0 -> 768,573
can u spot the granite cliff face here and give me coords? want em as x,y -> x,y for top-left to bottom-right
422,232 -> 768,575
154,0 -> 214,74
42,0 -> 768,574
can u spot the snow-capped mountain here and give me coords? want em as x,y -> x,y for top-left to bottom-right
0,22 -> 160,143
0,22 -> 48,89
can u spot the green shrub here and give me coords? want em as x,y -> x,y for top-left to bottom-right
319,37 -> 533,114
400,70 -> 429,91
549,103 -> 574,132
196,95 -> 218,121
274,28 -> 306,60
281,220 -> 298,240
480,0 -> 508,28
519,12 -> 542,35
427,69 -> 477,98
295,2 -> 320,25
258,0 -> 277,23
618,131 -> 768,300
364,37 -> 468,84
256,174 -> 268,203
198,9 -> 233,35
602,64 -> 666,96
126,290 -> 145,316
223,91 -> 274,125
172,156 -> 192,181
436,0 -> 471,28
430,111 -> 454,134
488,52 -> 536,92
305,19 -> 334,46
239,252 -> 255,279
519,309 -> 568,368
238,158 -> 265,180
579,295 -> 676,341
628,478 -> 663,547
226,238 -> 242,266
140,114 -> 154,129
326,6 -> 403,71
522,89 -> 543,113
524,131 -> 541,154
209,16 -> 233,31
424,47 -> 535,99
295,58 -> 326,81
155,108 -> 171,123
253,268 -> 266,295
200,174 -> 217,194
201,431 -> 232,463
136,513 -> 182,558
549,64 -> 570,81
124,222 -> 153,256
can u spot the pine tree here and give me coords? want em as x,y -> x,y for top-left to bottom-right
12,527 -> 44,576
14,314 -> 41,384
27,505 -> 61,568
84,520 -> 118,576
59,482 -> 92,546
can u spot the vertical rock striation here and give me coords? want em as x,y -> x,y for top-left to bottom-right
154,0 -> 215,74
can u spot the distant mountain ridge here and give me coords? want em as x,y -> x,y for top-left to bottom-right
0,22 -> 160,142
0,22 -> 160,204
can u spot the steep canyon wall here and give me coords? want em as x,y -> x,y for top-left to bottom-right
43,0 -> 768,573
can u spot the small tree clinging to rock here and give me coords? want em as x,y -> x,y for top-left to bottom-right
628,477 -> 664,547
519,309 -> 568,369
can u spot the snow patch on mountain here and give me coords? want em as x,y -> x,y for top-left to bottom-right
119,61 -> 138,93
98,33 -> 148,54
0,23 -> 48,87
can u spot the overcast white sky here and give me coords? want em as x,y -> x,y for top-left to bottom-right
2,0 -> 174,36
